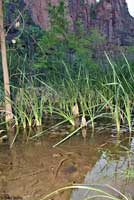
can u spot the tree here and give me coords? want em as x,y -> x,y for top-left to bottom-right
0,0 -> 13,122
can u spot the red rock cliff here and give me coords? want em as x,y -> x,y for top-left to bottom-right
95,0 -> 134,45
22,0 -> 134,45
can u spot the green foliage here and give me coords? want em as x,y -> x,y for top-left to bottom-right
48,0 -> 68,33
34,1 -> 104,74
1,0 -> 105,87
2,0 -> 45,85
90,3 -> 97,19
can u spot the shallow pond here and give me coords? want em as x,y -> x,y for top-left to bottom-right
0,125 -> 134,200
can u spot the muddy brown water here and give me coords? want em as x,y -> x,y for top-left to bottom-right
0,126 -> 134,200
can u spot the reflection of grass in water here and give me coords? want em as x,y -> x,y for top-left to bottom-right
38,184 -> 130,200
121,168 -> 134,178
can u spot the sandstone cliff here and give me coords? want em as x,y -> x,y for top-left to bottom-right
23,0 -> 96,31
6,0 -> 134,46
95,0 -> 134,45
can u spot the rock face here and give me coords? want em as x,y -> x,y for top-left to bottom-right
23,0 -> 96,31
68,0 -> 96,31
6,0 -> 134,46
95,0 -> 134,45
23,0 -> 50,28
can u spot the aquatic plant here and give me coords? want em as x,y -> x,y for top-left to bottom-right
123,94 -> 133,135
38,184 -> 130,200
53,107 -> 75,126
1,49 -> 134,143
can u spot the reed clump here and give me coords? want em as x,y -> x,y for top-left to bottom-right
0,55 -> 134,142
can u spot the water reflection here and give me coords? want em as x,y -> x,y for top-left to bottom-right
71,138 -> 134,200
130,137 -> 134,151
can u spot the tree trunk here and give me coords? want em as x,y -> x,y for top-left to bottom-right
0,0 -> 13,122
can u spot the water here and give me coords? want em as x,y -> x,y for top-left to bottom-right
0,126 -> 133,200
